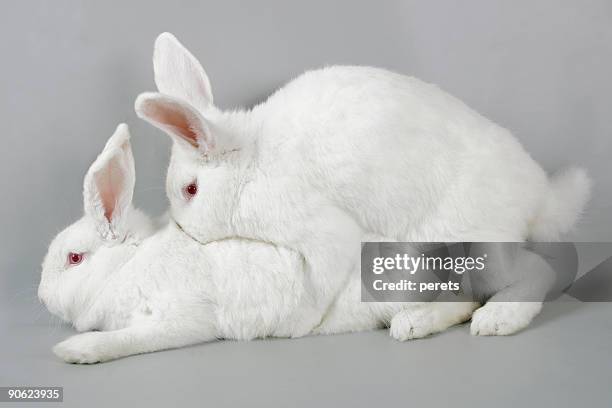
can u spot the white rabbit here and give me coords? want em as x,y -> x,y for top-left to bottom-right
135,33 -> 591,336
39,124 -> 479,363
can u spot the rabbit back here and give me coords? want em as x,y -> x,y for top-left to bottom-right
250,65 -> 549,241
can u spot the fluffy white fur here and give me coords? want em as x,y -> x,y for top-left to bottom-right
135,33 -> 591,337
40,125 -> 479,363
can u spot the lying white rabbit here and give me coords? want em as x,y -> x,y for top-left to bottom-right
135,33 -> 591,336
39,124 -> 478,363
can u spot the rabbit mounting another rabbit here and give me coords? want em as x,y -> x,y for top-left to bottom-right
135,33 -> 591,338
39,33 -> 591,363
39,125 -> 478,363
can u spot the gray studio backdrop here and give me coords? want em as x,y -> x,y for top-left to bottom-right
1,0 -> 611,322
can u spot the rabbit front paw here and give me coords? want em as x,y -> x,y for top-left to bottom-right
53,332 -> 117,364
389,308 -> 440,341
470,302 -> 542,336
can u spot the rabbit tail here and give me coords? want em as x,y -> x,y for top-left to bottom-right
528,166 -> 592,241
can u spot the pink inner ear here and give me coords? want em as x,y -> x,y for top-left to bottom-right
95,155 -> 124,222
142,99 -> 201,148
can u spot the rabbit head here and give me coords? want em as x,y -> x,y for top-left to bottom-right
38,124 -> 155,323
135,33 -> 257,242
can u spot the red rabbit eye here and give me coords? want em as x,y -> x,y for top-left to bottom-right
68,252 -> 83,265
185,182 -> 198,198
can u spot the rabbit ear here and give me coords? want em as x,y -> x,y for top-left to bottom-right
153,32 -> 213,111
135,92 -> 215,153
83,123 -> 135,241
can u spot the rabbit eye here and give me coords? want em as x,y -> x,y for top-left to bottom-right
184,182 -> 198,199
68,252 -> 84,266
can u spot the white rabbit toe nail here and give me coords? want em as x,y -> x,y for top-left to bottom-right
389,309 -> 438,341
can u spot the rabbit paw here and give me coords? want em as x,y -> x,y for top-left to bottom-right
389,308 -> 440,341
470,302 -> 542,336
53,332 -> 115,364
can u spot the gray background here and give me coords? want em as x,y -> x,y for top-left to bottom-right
1,1 -> 611,407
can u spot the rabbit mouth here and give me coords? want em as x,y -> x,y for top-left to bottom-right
171,217 -> 301,255
170,217 -> 247,246
171,217 -> 206,245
